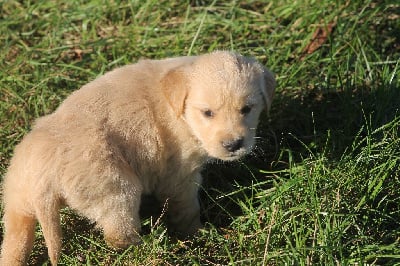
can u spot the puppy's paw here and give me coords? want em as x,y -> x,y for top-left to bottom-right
183,220 -> 204,236
170,216 -> 203,239
105,232 -> 142,249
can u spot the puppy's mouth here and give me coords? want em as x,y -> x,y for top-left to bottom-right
203,137 -> 255,162
216,148 -> 249,161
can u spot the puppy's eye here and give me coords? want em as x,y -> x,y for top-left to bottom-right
240,105 -> 252,115
202,109 -> 214,118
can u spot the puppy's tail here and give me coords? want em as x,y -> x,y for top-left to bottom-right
0,209 -> 37,266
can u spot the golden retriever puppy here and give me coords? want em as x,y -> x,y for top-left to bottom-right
0,51 -> 275,265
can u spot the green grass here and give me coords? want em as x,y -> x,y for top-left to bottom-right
1,0 -> 399,265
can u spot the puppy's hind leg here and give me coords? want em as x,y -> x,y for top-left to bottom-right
35,198 -> 62,266
0,209 -> 37,266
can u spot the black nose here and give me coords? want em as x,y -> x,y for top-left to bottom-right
222,137 -> 244,152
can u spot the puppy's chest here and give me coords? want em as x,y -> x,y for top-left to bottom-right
138,143 -> 206,194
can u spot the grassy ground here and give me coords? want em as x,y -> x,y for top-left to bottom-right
1,0 -> 399,265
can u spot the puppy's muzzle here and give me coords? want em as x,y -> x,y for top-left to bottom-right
222,137 -> 244,152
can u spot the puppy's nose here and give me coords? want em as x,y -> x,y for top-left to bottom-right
222,137 -> 244,152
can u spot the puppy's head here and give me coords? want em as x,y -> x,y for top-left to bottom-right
162,51 -> 276,161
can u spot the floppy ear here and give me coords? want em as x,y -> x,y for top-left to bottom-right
260,67 -> 276,113
161,68 -> 188,117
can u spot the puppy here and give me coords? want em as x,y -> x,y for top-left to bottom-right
0,51 -> 275,265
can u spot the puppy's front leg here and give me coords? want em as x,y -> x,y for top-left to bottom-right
162,173 -> 203,236
88,170 -> 143,249
99,206 -> 142,249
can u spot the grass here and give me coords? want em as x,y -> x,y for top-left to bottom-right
1,0 -> 399,265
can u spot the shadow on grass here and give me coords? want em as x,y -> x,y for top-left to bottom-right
200,83 -> 400,227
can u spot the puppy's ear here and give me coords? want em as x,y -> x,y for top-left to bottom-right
161,68 -> 188,116
260,68 -> 276,113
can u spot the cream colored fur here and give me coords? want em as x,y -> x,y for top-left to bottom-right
0,51 -> 275,265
